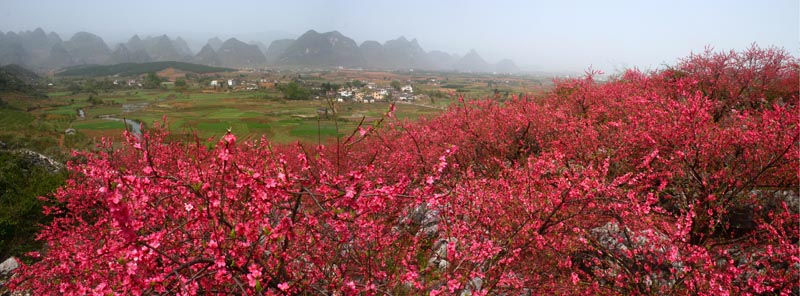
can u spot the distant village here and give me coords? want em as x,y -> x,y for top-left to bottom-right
205,76 -> 425,103
71,63 -> 533,107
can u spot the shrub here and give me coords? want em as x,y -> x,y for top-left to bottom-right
11,47 -> 798,295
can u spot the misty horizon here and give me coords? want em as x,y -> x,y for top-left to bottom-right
1,0 -> 797,73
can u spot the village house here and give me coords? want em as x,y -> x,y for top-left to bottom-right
401,85 -> 413,93
338,89 -> 353,98
371,90 -> 385,100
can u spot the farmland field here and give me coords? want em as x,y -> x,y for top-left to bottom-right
27,89 -> 449,145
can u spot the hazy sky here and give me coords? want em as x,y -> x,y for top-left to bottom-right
1,0 -> 797,72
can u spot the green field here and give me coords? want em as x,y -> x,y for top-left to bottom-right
1,69 -> 548,153
0,109 -> 35,127
30,89 -> 448,144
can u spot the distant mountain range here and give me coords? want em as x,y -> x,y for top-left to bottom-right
0,28 -> 519,73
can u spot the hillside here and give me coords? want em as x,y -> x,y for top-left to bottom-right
193,45 -> 222,67
216,38 -> 266,68
138,35 -> 186,62
454,49 -> 490,72
277,30 -> 365,67
56,61 -> 233,77
0,64 -> 43,95
62,32 -> 111,65
382,37 -> 429,69
264,39 -> 294,64
108,44 -> 152,64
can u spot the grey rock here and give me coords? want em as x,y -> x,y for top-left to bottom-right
16,149 -> 64,174
428,237 -> 456,271
459,277 -> 484,296
0,257 -> 18,274
407,203 -> 439,237
587,222 -> 682,289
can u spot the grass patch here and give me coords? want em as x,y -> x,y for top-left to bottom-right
0,109 -> 34,127
73,120 -> 128,130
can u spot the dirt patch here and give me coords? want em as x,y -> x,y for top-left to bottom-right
156,68 -> 188,82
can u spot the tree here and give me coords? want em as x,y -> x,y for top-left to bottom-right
320,82 -> 339,96
390,80 -> 402,91
67,82 -> 82,94
174,78 -> 187,91
276,81 -> 312,100
11,47 -> 799,295
142,72 -> 163,89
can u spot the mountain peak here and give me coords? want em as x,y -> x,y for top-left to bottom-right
71,31 -> 101,40
207,37 -> 223,51
455,49 -> 489,72
279,29 -> 363,67
301,29 -> 319,36
194,44 -> 221,66
46,32 -> 62,43
63,32 -> 111,65
216,38 -> 265,67
493,58 -> 519,73
171,36 -> 193,56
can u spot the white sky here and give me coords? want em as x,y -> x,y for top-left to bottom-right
1,0 -> 797,72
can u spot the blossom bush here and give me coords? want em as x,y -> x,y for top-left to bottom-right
10,46 -> 798,295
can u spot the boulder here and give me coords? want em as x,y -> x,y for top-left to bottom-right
0,257 -> 18,274
16,149 -> 64,174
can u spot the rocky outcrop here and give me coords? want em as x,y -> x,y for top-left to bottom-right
15,150 -> 64,174
0,257 -> 18,275
0,257 -> 21,295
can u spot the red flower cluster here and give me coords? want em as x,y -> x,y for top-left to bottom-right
11,46 -> 798,295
